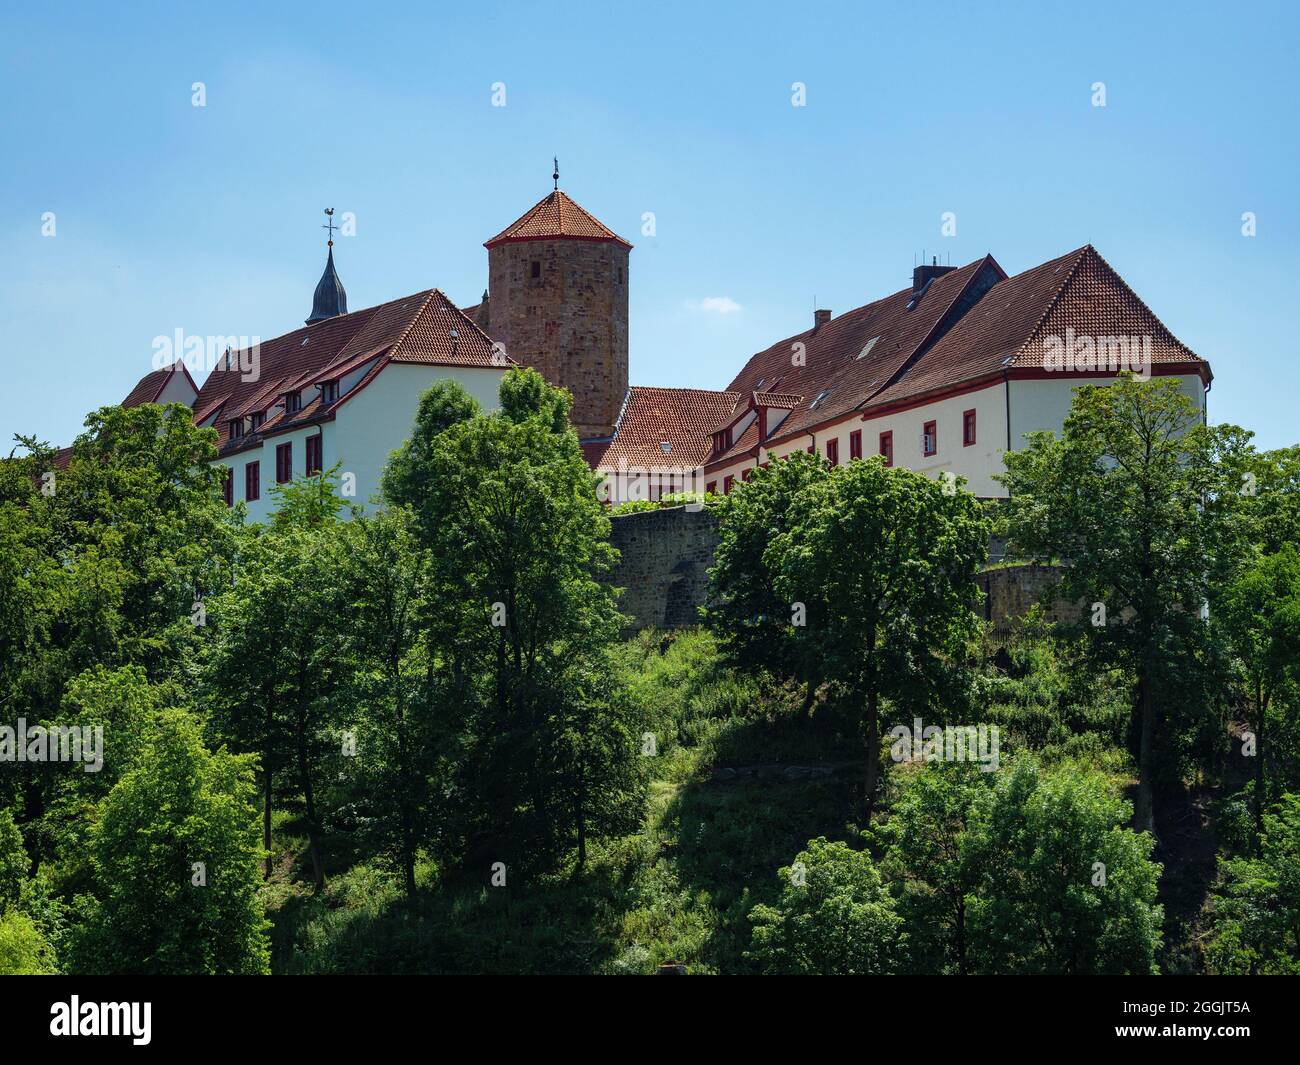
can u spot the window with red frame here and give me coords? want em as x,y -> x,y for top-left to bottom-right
879,431 -> 893,467
222,467 -> 233,507
826,438 -> 839,466
306,435 -> 322,475
706,480 -> 717,495
276,442 -> 293,483
923,420 -> 937,456
723,474 -> 735,494
849,429 -> 862,460
963,409 -> 977,447
244,460 -> 260,502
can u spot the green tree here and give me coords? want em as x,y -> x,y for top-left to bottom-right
384,368 -> 639,874
0,909 -> 58,974
0,808 -> 27,911
965,758 -> 1163,974
1000,376 -> 1250,832
1217,547 -> 1300,838
70,709 -> 269,974
747,837 -> 906,974
765,458 -> 989,807
1205,793 -> 1300,974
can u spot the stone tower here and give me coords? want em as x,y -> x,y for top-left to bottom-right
485,185 -> 631,440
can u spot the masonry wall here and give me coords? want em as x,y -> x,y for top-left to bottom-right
488,238 -> 629,439
609,505 -> 1080,635
608,505 -> 719,631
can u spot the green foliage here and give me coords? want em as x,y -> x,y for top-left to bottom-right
747,837 -> 905,974
1000,376 -> 1252,830
0,808 -> 26,911
1205,793 -> 1300,974
965,758 -> 1163,974
69,709 -> 269,974
0,908 -> 58,974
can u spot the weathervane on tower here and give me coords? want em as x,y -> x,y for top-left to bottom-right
322,207 -> 338,247
553,157 -> 559,191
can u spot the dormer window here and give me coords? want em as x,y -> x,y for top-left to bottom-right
285,391 -> 302,414
249,411 -> 265,430
229,418 -> 245,440
321,380 -> 339,404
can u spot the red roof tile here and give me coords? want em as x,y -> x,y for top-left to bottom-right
190,289 -> 513,457
485,190 -> 632,249
590,387 -> 739,470
121,360 -> 196,408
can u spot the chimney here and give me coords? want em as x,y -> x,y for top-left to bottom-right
814,308 -> 832,329
912,255 -> 956,292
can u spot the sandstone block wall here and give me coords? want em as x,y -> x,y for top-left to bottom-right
487,238 -> 628,438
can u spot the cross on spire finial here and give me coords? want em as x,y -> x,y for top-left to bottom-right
322,207 -> 337,248
553,157 -> 559,191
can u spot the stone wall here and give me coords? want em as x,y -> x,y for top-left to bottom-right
487,237 -> 629,439
608,505 -> 1081,635
608,505 -> 719,631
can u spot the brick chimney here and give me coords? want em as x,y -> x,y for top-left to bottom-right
814,308 -> 832,329
913,256 -> 956,292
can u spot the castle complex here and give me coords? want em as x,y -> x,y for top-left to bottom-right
85,177 -> 1211,520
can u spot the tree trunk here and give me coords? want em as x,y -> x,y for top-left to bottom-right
1135,671 -> 1155,836
263,700 -> 274,879
1254,684 -> 1267,845
864,686 -> 880,816
296,714 -> 325,893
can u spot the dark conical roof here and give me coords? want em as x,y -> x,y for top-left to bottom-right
306,247 -> 348,324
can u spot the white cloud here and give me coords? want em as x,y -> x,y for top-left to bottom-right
687,296 -> 742,315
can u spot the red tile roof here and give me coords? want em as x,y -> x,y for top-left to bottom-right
485,190 -> 632,249
588,387 -> 740,470
121,360 -> 197,408
589,245 -> 1211,474
190,289 -> 514,457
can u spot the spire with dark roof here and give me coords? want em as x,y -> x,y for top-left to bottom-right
306,208 -> 348,324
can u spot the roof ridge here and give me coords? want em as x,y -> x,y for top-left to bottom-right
1007,245 -> 1093,366
384,289 -> 440,364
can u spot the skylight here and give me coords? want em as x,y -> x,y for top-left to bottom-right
660,441 -> 672,454
857,337 -> 880,359
810,389 -> 832,410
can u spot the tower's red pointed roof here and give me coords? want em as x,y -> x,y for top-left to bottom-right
485,189 -> 632,249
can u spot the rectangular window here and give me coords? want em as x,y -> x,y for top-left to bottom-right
276,442 -> 292,483
879,431 -> 893,467
244,461 -> 260,502
706,480 -> 717,495
963,408 -> 977,447
530,260 -> 541,279
321,380 -> 339,404
229,419 -> 244,440
285,392 -> 301,414
306,435 -> 322,476
826,438 -> 839,467
923,420 -> 937,457
222,467 -> 233,507
849,430 -> 862,460
723,474 -> 735,495
249,411 -> 264,430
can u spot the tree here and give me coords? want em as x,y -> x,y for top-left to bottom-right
1217,547 -> 1300,839
0,909 -> 57,975
760,457 -> 989,808
70,709 -> 269,974
747,837 -> 906,974
705,450 -> 830,701
0,808 -> 26,911
1000,376 -> 1250,832
875,761 -> 992,974
383,368 -> 640,874
206,518 -> 346,890
1205,793 -> 1300,975
965,758 -> 1163,974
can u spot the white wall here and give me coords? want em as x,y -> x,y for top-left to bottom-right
1009,374 -> 1206,449
214,362 -> 507,523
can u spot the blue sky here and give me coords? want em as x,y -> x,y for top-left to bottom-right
2,0 -> 1297,450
